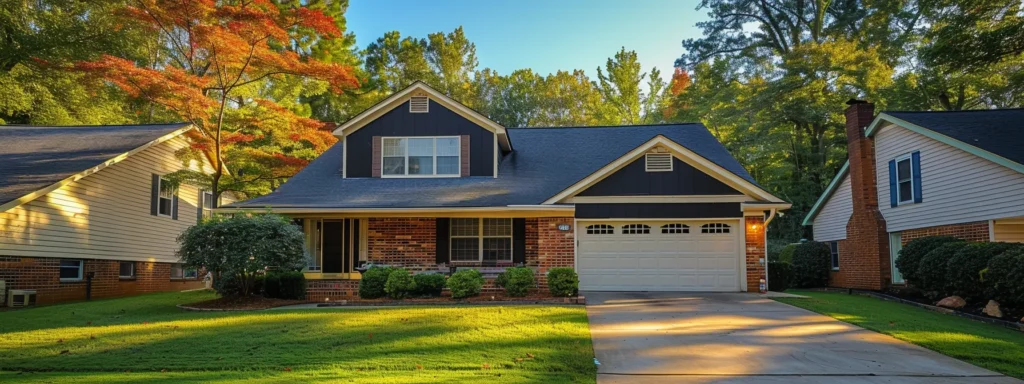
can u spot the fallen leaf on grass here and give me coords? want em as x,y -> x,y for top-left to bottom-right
283,367 -> 292,372
526,353 -> 534,358
59,350 -> 70,355
57,339 -> 63,344
482,363 -> 490,370
416,364 -> 423,370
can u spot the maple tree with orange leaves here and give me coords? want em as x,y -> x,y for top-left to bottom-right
76,0 -> 358,200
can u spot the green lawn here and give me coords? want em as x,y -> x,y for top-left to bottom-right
0,291 -> 595,383
776,290 -> 1024,379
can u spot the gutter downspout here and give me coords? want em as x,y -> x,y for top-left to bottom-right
762,208 -> 778,292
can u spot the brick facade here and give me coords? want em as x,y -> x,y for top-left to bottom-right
745,215 -> 766,292
901,221 -> 990,244
0,257 -> 204,305
366,218 -> 437,268
535,217 -> 575,286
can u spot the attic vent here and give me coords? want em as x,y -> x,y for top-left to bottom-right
410,96 -> 429,113
645,153 -> 673,172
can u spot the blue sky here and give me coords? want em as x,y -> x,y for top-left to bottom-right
346,0 -> 708,86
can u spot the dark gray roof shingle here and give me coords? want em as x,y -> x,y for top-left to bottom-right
885,109 -> 1024,165
228,123 -> 759,209
0,123 -> 190,208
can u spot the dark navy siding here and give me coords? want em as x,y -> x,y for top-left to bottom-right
575,203 -> 742,219
346,99 -> 495,177
577,157 -> 739,196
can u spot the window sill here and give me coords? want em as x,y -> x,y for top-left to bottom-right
119,277 -> 136,281
380,174 -> 461,179
831,268 -> 840,271
59,279 -> 83,283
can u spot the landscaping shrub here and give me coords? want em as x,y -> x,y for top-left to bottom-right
264,273 -> 281,298
767,261 -> 793,292
779,243 -> 798,263
275,271 -> 307,300
896,236 -> 962,286
413,273 -> 446,297
767,239 -> 789,262
177,213 -> 305,296
946,242 -> 1018,301
358,266 -> 394,299
790,242 -> 831,288
916,242 -> 970,298
502,267 -> 535,297
493,270 -> 509,288
448,269 -> 484,299
384,269 -> 416,299
547,267 -> 579,297
984,247 -> 1024,308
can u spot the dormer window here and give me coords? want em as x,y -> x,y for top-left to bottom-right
382,137 -> 460,177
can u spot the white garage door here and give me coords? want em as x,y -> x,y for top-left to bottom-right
577,220 -> 741,292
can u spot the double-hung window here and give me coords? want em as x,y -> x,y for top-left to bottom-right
829,241 -> 840,270
201,191 -> 214,219
896,155 -> 914,204
171,263 -> 198,280
158,177 -> 176,216
119,261 -> 135,279
59,260 -> 83,282
382,137 -> 460,176
450,218 -> 513,263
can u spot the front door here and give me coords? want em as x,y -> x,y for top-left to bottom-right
889,232 -> 904,284
322,220 -> 346,273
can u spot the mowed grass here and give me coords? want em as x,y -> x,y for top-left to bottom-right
0,291 -> 596,383
776,290 -> 1024,379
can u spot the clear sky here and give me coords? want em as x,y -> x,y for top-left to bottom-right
346,0 -> 708,86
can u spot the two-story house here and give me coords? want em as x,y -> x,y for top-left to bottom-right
804,101 -> 1024,290
223,82 -> 790,300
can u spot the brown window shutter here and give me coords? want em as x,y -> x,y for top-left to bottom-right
460,135 -> 470,177
371,136 -> 382,178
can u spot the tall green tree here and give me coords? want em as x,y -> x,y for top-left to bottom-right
426,26 -> 478,105
595,48 -> 645,124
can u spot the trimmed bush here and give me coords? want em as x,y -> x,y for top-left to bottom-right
767,261 -> 793,292
896,236 -> 962,286
779,243 -> 798,263
791,242 -> 831,288
493,271 -> 509,288
358,266 -> 394,299
502,267 -> 535,297
448,269 -> 484,299
413,273 -> 446,297
547,267 -> 579,297
767,239 -> 789,262
984,247 -> 1024,308
384,269 -> 416,299
946,242 -> 1018,301
264,273 -> 281,298
916,242 -> 970,298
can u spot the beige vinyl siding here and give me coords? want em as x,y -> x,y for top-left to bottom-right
0,136 -> 215,263
993,220 -> 1024,243
812,174 -> 852,241
875,123 -> 1024,232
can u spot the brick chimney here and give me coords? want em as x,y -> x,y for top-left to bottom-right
842,99 -> 891,290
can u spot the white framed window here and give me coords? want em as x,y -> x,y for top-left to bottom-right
645,153 -> 673,172
157,177 -> 176,217
59,259 -> 83,282
119,261 -> 135,279
381,137 -> 460,177
171,263 -> 198,280
621,224 -> 651,234
450,218 -> 513,262
661,223 -> 690,234
895,154 -> 914,204
305,219 -> 323,272
701,223 -> 731,234
586,224 -> 614,235
829,241 -> 840,270
201,191 -> 214,219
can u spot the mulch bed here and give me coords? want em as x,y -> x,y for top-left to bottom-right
316,292 -> 584,307
883,286 -> 1024,322
179,295 -> 305,311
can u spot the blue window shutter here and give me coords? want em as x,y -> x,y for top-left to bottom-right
888,160 -> 897,208
911,151 -> 922,203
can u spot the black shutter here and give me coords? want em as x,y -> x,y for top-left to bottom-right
150,174 -> 160,216
197,190 -> 205,222
171,194 -> 179,220
512,218 -> 526,265
436,218 -> 450,264
352,219 -> 361,267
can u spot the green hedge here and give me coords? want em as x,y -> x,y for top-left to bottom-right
945,242 -> 1018,301
264,271 -> 306,300
358,266 -> 393,299
547,268 -> 578,297
984,247 -> 1024,308
916,242 -> 970,298
384,269 -> 416,299
767,261 -> 793,292
779,244 -> 798,264
502,267 -> 535,297
413,273 -> 446,297
896,236 -> 962,286
448,269 -> 484,299
791,242 -> 831,288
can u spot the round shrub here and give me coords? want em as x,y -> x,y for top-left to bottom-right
984,247 -> 1024,308
790,242 -> 831,288
493,270 -> 509,288
779,244 -> 798,264
946,242 -> 1018,301
767,261 -> 793,292
384,269 -> 416,299
448,269 -> 484,299
502,267 -> 535,297
358,266 -> 394,299
264,273 -> 282,298
413,273 -> 446,297
916,242 -> 970,298
547,267 -> 579,297
896,236 -> 962,286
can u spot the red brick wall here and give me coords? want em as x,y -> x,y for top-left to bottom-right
902,221 -> 990,244
525,218 -> 539,267
828,239 -> 853,287
745,216 -> 766,292
307,279 -> 361,302
536,217 -> 575,286
366,218 -> 436,269
0,257 -> 203,305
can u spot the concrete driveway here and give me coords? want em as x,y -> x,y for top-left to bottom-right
585,292 -> 1019,383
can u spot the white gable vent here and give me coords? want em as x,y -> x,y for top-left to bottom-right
645,153 -> 673,172
409,96 -> 429,113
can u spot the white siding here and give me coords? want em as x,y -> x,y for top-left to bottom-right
993,221 -> 1024,243
812,175 -> 852,241
875,123 -> 1024,232
0,136 -> 216,263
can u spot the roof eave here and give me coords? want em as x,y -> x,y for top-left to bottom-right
802,161 -> 850,226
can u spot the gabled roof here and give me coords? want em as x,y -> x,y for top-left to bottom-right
225,123 -> 777,211
0,123 -> 192,212
333,81 -> 513,151
802,161 -> 849,226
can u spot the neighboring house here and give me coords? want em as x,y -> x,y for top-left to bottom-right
804,101 -> 1024,290
0,124 -> 225,305
223,82 -> 790,300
